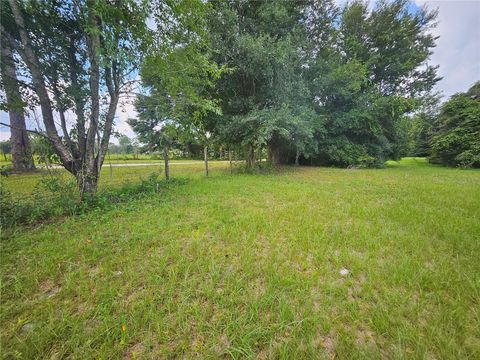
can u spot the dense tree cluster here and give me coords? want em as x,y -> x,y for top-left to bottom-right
428,82 -> 480,168
135,0 -> 441,169
2,0 -> 476,197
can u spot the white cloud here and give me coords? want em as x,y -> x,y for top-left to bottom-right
112,100 -> 137,143
0,111 -> 10,141
415,0 -> 480,98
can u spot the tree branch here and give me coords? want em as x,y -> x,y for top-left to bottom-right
0,122 -> 47,137
7,0 -> 74,173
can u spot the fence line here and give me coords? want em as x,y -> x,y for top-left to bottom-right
3,160 -> 242,201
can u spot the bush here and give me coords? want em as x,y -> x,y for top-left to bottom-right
429,82 -> 480,168
0,165 -> 13,177
1,176 -> 82,228
357,155 -> 384,168
454,148 -> 480,168
320,140 -> 386,168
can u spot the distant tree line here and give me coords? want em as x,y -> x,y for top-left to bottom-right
1,0 -> 477,199
131,0 -> 443,172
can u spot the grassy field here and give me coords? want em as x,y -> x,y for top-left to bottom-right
1,158 -> 479,359
1,160 -> 231,198
0,154 -> 203,167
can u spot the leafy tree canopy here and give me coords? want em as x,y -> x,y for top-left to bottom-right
430,82 -> 480,168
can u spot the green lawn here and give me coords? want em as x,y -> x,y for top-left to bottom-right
1,158 -> 479,359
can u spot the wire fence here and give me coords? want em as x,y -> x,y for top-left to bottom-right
2,159 -> 241,201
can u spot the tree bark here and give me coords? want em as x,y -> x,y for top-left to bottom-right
84,2 -> 101,178
7,0 -> 73,171
0,40 -> 35,171
295,149 -> 300,166
246,143 -> 255,169
68,35 -> 86,162
204,145 -> 209,176
163,148 -> 170,180
96,92 -> 119,173
77,173 -> 98,199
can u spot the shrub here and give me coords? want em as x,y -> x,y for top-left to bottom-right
429,82 -> 480,168
0,165 -> 13,177
454,148 -> 480,168
357,155 -> 383,168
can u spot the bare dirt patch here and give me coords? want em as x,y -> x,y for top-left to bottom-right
312,330 -> 337,359
213,333 -> 231,356
124,343 -> 146,360
39,279 -> 61,298
355,325 -> 376,346
85,319 -> 102,334
88,266 -> 101,277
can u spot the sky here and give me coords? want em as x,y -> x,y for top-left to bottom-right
1,0 -> 479,142
414,0 -> 480,98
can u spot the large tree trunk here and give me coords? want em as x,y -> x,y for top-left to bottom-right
204,145 -> 209,176
83,1 -> 101,180
7,0 -> 74,172
1,40 -> 35,171
77,171 -> 98,199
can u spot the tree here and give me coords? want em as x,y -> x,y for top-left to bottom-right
308,0 -> 440,166
0,34 -> 35,171
407,94 -> 440,157
430,82 -> 480,168
118,135 -> 134,154
203,0 -> 439,168
206,0 -> 322,168
128,0 -> 441,171
128,97 -> 188,180
130,0 -> 224,175
1,0 -> 148,196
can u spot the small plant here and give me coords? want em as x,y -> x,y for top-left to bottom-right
0,165 -> 13,177
357,155 -> 385,168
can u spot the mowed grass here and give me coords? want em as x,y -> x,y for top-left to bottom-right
1,158 -> 479,359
